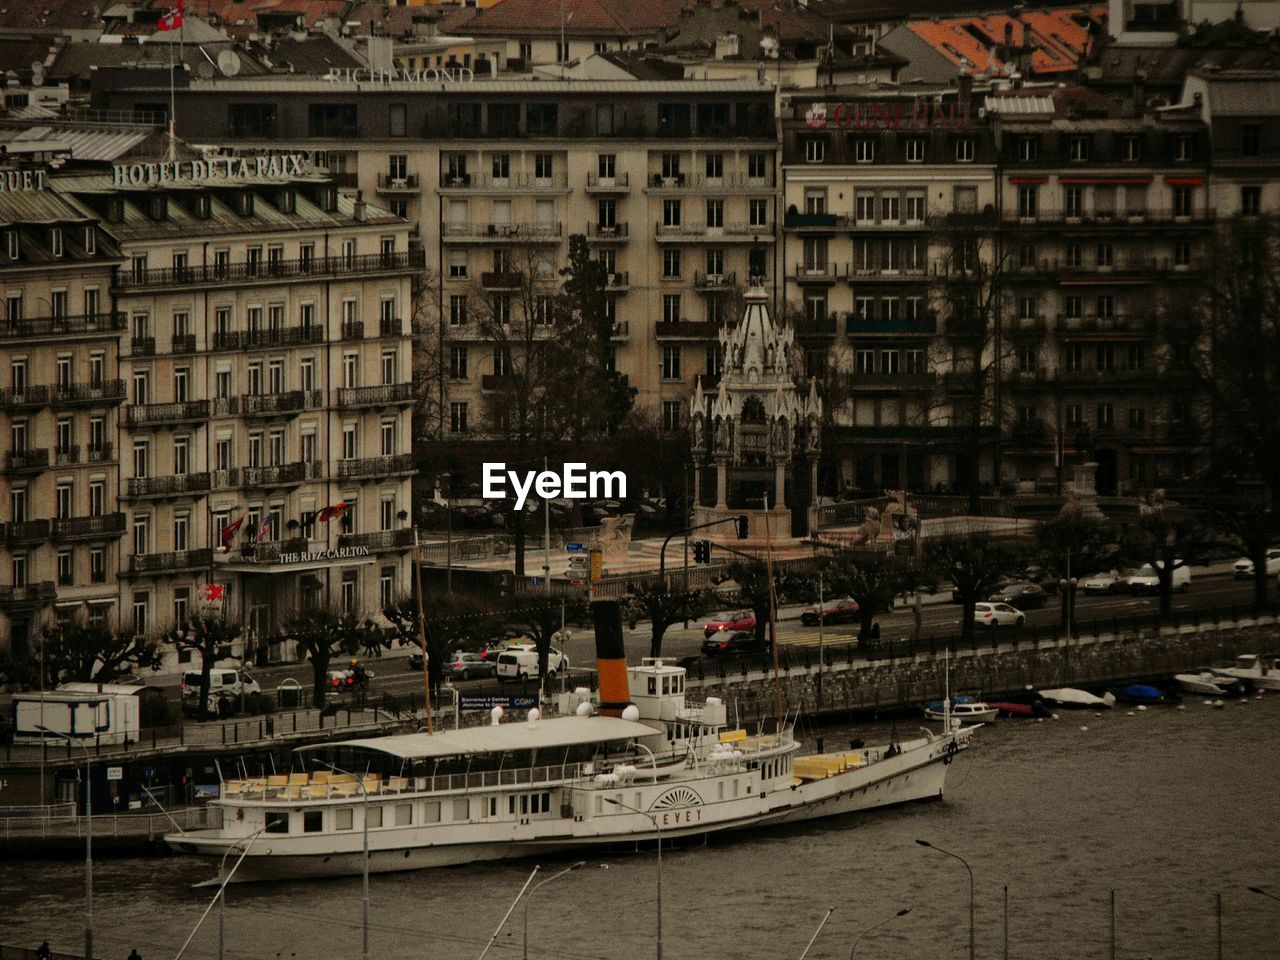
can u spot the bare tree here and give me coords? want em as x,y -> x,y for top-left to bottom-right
162,618 -> 242,720
925,530 -> 1027,647
40,623 -> 159,684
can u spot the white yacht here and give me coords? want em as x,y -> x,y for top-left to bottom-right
167,659 -> 963,881
1211,654 -> 1280,691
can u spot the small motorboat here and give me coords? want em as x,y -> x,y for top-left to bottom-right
1039,688 -> 1115,710
1112,683 -> 1164,704
1211,654 -> 1280,691
1174,672 -> 1232,696
987,700 -> 1049,718
923,699 -> 999,724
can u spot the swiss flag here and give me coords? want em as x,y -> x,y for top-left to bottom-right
157,0 -> 183,31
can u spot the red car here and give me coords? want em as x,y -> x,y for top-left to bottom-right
800,598 -> 860,626
703,610 -> 756,639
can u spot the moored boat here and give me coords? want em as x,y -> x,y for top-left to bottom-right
1173,672 -> 1236,697
1111,684 -> 1164,704
923,700 -> 999,724
1211,654 -> 1280,691
1039,688 -> 1115,709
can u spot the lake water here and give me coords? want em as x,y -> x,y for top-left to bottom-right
2,695 -> 1278,960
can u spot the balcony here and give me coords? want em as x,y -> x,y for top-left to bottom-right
655,321 -> 720,339
605,271 -> 629,291
586,222 -> 628,242
1057,367 -> 1154,386
87,443 -> 114,463
481,373 -> 514,391
241,391 -> 321,418
1005,208 -> 1212,228
442,223 -> 562,244
0,312 -> 125,342
127,549 -> 214,577
610,321 -> 630,340
339,529 -> 415,552
1009,420 -> 1050,447
792,263 -> 839,284
376,173 -> 421,194
0,520 -> 51,544
341,322 -> 365,341
795,314 -> 838,336
242,326 -> 326,348
845,314 -> 937,336
847,372 -> 936,390
5,449 -> 49,474
241,461 -> 322,487
54,445 -> 80,466
170,334 -> 197,354
336,454 -> 415,480
131,336 -> 156,357
378,317 -> 403,337
480,271 -> 522,290
52,380 -> 126,407
337,383 -> 414,409
845,265 -> 928,282
52,513 -> 126,540
1056,314 -> 1156,338
0,582 -> 56,606
655,222 -> 774,242
646,173 -> 771,191
125,472 -> 212,499
0,385 -> 50,412
125,400 -> 210,428
112,250 -> 426,290
694,271 -> 737,292
585,172 -> 630,194
440,174 -> 568,193
783,211 -> 839,230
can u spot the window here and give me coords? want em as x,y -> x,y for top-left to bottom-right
1064,344 -> 1083,372
380,419 -> 396,457
1019,296 -> 1039,321
1241,123 -> 1261,158
662,249 -> 682,279
905,192 -> 926,223
706,199 -> 723,229
803,138 -> 825,163
953,186 -> 977,213
597,153 -> 616,179
663,294 -> 681,325
856,350 -> 875,374
1018,244 -> 1037,269
1065,243 -> 1083,268
527,104 -> 557,137
341,571 -> 358,613
1122,136 -> 1141,162
881,193 -> 900,223
705,153 -> 724,180
1096,295 -> 1115,318
133,591 -> 149,634
1128,407 -> 1145,431
380,568 -> 395,609
1064,295 -> 1083,319
749,199 -> 767,227
1017,185 -> 1038,219
1097,403 -> 1114,430
748,153 -> 768,180
661,345 -> 681,380
57,550 -> 73,587
655,399 -> 681,434
1068,136 -> 1089,162
449,346 -> 468,380
448,295 -> 468,327
853,138 -> 875,163
1096,243 -> 1114,268
308,103 -> 358,138
879,350 -> 899,375
955,137 -> 975,162
1017,136 -> 1038,161
1241,186 -> 1261,216
1064,186 -> 1083,219
1096,344 -> 1116,372
450,402 -> 468,434
905,349 -> 926,374
90,548 -> 105,584
1174,241 -> 1193,267
905,138 -> 925,162
1018,344 -> 1037,372
1174,135 -> 1193,161
1066,403 -> 1084,428
1127,343 -> 1145,370
1173,186 -> 1194,218
663,199 -> 681,227
50,228 -> 63,258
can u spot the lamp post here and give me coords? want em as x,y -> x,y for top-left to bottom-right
916,839 -> 974,960
37,726 -> 92,960
848,908 -> 911,959
312,759 -> 370,960
605,797 -> 663,960
523,861 -> 586,960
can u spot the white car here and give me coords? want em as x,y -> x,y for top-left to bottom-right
1126,562 -> 1190,594
973,602 -> 1025,627
1080,570 -> 1127,595
495,644 -> 569,682
181,665 -> 261,716
1234,549 -> 1280,579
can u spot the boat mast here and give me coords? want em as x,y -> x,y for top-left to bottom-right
763,492 -> 782,731
943,644 -> 951,733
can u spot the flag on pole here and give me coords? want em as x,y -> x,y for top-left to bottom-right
253,517 -> 274,543
157,0 -> 183,31
219,515 -> 245,551
317,501 -> 351,522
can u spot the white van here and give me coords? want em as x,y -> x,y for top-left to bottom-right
181,664 -> 261,715
1125,562 -> 1190,595
495,644 -> 568,682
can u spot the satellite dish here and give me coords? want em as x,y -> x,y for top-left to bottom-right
195,61 -> 215,80
216,50 -> 241,77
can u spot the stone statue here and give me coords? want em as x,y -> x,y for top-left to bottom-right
714,417 -> 729,452
770,418 -> 788,457
690,411 -> 706,452
806,416 -> 820,451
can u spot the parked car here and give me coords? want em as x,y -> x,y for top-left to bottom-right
1022,565 -> 1061,594
495,644 -> 568,682
1234,548 -> 1280,579
445,651 -> 497,681
800,598 -> 860,626
987,582 -> 1048,609
1126,562 -> 1190,594
952,577 -> 1014,604
1080,570 -> 1127,595
703,610 -> 756,638
973,602 -> 1025,628
701,630 -> 769,657
181,665 -> 261,716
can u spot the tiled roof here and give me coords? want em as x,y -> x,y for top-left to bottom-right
906,6 -> 1105,77
455,0 -> 685,38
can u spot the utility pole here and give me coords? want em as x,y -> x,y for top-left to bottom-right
412,527 -> 433,734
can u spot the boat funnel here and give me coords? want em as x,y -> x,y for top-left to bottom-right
592,600 -> 629,716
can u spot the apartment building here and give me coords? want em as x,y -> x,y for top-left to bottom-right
781,90 -> 1000,494
93,74 -> 780,438
0,174 -> 125,656
0,152 -> 420,654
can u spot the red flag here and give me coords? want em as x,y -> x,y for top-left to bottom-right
253,517 -> 274,543
202,583 -> 226,602
317,501 -> 350,522
219,515 -> 244,551
157,0 -> 183,31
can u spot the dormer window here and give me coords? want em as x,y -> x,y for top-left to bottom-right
277,189 -> 295,214
84,226 -> 96,255
5,230 -> 17,260
1175,135 -> 1193,161
236,192 -> 254,216
49,227 -> 63,258
1068,136 -> 1090,162
192,194 -> 210,219
106,198 -> 125,223
149,195 -> 167,221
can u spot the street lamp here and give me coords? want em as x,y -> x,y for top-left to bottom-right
916,839 -> 974,960
523,861 -> 586,960
848,907 -> 911,959
36,725 -> 92,960
605,797 -> 664,960
312,759 -> 371,960
1248,886 -> 1280,903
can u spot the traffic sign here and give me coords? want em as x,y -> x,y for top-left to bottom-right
106,766 -> 123,781
566,542 -> 586,553
567,555 -> 588,567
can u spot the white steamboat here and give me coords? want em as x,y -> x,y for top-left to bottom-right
167,659 -> 962,881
